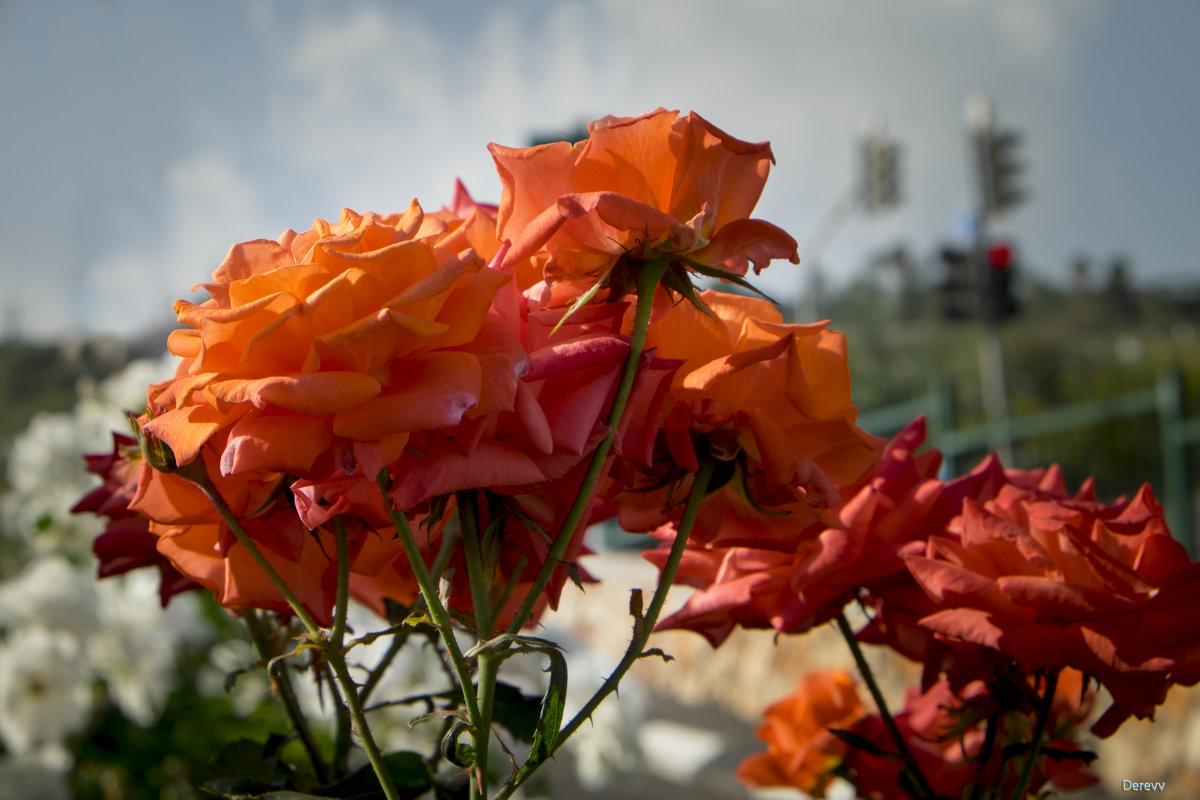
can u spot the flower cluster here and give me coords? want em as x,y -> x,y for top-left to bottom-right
741,667 -> 1098,799
69,108 -> 1196,800
0,358 -> 212,795
665,415 -> 1200,795
91,108 -> 877,638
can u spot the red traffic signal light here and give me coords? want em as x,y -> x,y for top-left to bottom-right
987,242 -> 1013,270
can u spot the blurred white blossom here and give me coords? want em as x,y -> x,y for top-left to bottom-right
0,556 -> 99,639
199,638 -> 270,717
92,570 -> 205,726
0,626 -> 94,757
1,353 -> 174,560
0,353 -> 215,777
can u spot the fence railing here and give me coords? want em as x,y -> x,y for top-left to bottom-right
857,370 -> 1200,554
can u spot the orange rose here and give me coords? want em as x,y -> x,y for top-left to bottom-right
490,109 -> 798,292
126,427 -> 419,625
143,203 -> 517,490
619,289 -> 884,541
737,669 -> 866,795
651,418 -> 939,647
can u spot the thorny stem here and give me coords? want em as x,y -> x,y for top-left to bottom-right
377,473 -> 483,732
329,518 -> 401,800
243,610 -> 328,785
1009,670 -> 1060,800
459,490 -> 497,798
835,612 -> 937,800
329,656 -> 401,800
496,456 -> 717,800
190,471 -> 398,798
190,475 -> 322,638
504,256 -> 670,635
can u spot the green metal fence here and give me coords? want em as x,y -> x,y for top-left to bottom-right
857,370 -> 1200,554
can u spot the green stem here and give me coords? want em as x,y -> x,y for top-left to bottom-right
562,456 -> 714,742
458,490 -> 494,638
1009,670 -> 1059,800
326,518 -> 400,800
496,456 -> 716,800
474,654 -> 499,798
505,257 -> 669,635
458,490 -> 496,799
244,610 -> 328,786
835,612 -> 937,800
330,517 -> 351,651
327,662 -> 353,778
190,476 -> 323,638
358,627 -> 411,707
376,473 -> 483,727
328,656 -> 401,800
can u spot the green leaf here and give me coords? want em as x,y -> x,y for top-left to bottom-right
205,737 -> 289,785
550,268 -> 612,336
490,682 -> 543,743
678,255 -> 780,305
440,720 -> 476,768
521,646 -> 567,775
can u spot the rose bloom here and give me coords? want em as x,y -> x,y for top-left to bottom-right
129,416 -> 424,626
142,202 -> 519,500
622,289 -> 883,541
905,471 -> 1200,736
489,108 -> 799,293
737,668 -> 866,796
649,417 -> 935,646
846,670 -> 1097,799
72,432 -> 199,606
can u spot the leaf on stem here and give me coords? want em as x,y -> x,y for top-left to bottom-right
440,720 -> 476,768
639,647 -> 674,663
490,682 -> 543,743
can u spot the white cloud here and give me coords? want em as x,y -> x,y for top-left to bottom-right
83,148 -> 265,334
11,0 -> 1172,339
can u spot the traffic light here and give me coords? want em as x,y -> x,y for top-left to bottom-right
861,136 -> 901,212
938,246 -> 974,321
983,241 -> 1018,321
974,128 -> 1025,216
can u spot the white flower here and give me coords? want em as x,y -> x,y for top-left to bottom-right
0,353 -> 173,560
0,557 -> 98,640
0,626 -> 94,755
198,638 -> 269,717
90,571 -> 203,727
0,411 -> 106,559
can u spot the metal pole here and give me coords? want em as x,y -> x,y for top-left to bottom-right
965,94 -> 1014,465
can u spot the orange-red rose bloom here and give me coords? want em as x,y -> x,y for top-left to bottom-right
622,290 -> 883,544
73,433 -> 199,606
143,203 -> 517,493
846,671 -> 1097,799
651,417 -> 935,646
737,669 -> 866,795
906,476 -> 1200,736
490,108 -> 799,292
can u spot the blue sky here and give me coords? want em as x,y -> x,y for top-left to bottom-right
2,0 -> 1197,338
